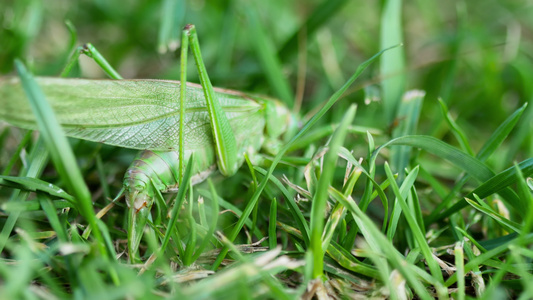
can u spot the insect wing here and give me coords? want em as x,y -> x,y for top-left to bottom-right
0,77 -> 264,151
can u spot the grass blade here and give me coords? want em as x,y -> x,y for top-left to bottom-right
269,198 -> 278,249
434,157 -> 533,223
375,135 -> 529,218
310,104 -> 356,278
160,153 -> 194,252
465,195 -> 522,233
0,138 -> 48,254
245,3 -> 293,106
384,163 -> 444,283
391,90 -> 424,179
438,98 -> 474,156
380,0 -> 406,122
0,175 -> 75,202
14,59 -> 111,259
157,0 -> 185,53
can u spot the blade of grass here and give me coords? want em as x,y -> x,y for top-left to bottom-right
310,104 -> 356,278
375,135 -> 529,218
326,241 -> 379,278
465,195 -> 522,233
2,199 -> 72,212
38,194 -> 68,241
384,163 -> 444,283
215,238 -> 293,300
1,131 -> 32,176
514,164 -> 533,244
269,198 -> 278,249
505,98 -> 533,164
191,179 -> 219,262
14,60 -> 115,276
445,233 -> 533,287
438,98 -> 474,156
157,0 -> 185,53
434,157 -> 533,223
391,90 -> 424,179
245,3 -> 293,107
380,0 -> 406,122
0,176 -> 75,202
0,138 -> 48,253
160,153 -> 194,252
427,103 -> 528,221
183,193 -> 197,266
253,166 -> 310,246
386,164 -> 420,240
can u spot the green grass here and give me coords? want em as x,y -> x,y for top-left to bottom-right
1,0 -> 533,299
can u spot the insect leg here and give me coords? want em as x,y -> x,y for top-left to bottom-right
178,25 -> 188,182
183,24 -> 239,176
127,189 -> 149,262
60,43 -> 122,79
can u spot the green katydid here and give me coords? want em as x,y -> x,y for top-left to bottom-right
0,25 -> 294,260
1,24 -> 390,264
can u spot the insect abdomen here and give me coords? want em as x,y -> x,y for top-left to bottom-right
124,148 -> 217,211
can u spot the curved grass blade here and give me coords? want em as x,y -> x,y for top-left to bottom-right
374,135 -> 529,219
438,98 -> 474,156
428,103 -> 528,221
0,138 -> 48,254
465,195 -> 522,234
58,20 -> 79,77
14,60 -> 113,263
0,175 -> 75,202
433,157 -> 533,223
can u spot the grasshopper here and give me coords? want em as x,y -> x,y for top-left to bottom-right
0,25 -> 294,260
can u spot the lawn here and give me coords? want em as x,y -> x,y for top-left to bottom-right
1,0 -> 532,299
